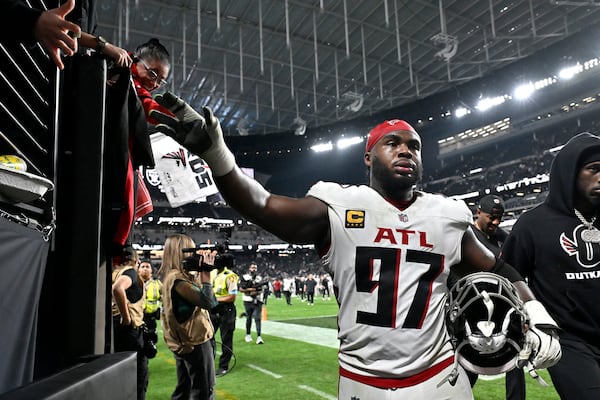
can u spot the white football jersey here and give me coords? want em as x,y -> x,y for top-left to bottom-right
307,181 -> 472,382
241,274 -> 265,302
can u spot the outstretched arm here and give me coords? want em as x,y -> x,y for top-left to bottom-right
150,93 -> 330,246
79,32 -> 132,67
215,167 -> 329,245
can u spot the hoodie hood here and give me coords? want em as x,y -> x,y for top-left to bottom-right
545,132 -> 600,215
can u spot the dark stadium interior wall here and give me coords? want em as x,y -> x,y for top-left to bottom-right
35,54 -> 108,379
0,218 -> 50,394
0,3 -> 111,393
253,144 -> 368,197
0,353 -> 137,400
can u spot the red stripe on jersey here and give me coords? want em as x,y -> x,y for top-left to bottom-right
339,355 -> 454,389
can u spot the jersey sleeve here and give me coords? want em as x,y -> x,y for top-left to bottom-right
307,181 -> 337,203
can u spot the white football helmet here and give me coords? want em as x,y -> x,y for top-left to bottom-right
446,272 -> 527,376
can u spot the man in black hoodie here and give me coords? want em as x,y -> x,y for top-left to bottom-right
502,132 -> 600,400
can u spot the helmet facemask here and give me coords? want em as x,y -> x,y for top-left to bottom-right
446,272 -> 526,377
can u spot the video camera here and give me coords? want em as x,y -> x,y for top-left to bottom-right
181,243 -> 233,272
181,247 -> 216,272
239,277 -> 269,291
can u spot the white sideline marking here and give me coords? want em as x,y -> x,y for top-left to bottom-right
297,384 -> 336,400
237,320 -> 339,349
247,363 -> 282,379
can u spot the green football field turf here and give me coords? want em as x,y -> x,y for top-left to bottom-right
146,295 -> 560,399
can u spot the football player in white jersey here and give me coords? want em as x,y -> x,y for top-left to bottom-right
150,94 -> 562,399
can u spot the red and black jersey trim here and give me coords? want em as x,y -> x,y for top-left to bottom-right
339,355 -> 454,389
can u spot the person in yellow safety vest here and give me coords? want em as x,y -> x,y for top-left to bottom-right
139,259 -> 162,344
209,251 -> 239,377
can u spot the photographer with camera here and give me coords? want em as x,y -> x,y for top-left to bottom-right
239,262 -> 267,344
157,234 -> 219,400
209,247 -> 238,377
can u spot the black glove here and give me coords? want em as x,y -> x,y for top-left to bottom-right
151,92 -> 236,176
150,109 -> 212,155
154,92 -> 204,124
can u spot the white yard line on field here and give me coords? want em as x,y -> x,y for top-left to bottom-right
237,319 -> 339,349
246,363 -> 283,379
246,363 -> 337,399
297,384 -> 337,400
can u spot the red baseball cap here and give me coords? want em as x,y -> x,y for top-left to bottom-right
365,119 -> 417,152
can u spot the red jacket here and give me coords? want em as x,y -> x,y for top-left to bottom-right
130,62 -> 174,125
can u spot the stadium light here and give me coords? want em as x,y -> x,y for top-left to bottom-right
558,64 -> 582,80
337,136 -> 364,149
513,82 -> 535,100
475,96 -> 506,111
158,216 -> 192,224
454,107 -> 470,118
258,244 -> 290,251
311,142 -> 333,152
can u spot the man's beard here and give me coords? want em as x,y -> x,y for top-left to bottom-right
371,157 -> 420,190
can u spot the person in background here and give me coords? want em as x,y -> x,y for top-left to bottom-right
210,252 -> 238,377
272,277 -> 282,299
239,262 -> 265,345
262,278 -> 272,306
320,273 -> 331,300
150,94 -> 562,399
502,132 -> 600,400
304,273 -> 317,306
138,259 -> 162,346
111,245 -> 148,400
282,274 -> 294,306
98,37 -> 174,121
78,31 -> 132,67
100,37 -> 174,251
295,275 -> 305,302
4,0 -> 81,70
128,38 -> 173,120
473,195 -> 509,251
158,234 -> 218,400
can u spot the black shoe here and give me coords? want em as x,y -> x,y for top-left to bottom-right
216,368 -> 228,377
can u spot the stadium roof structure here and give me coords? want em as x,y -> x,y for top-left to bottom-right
96,0 -> 600,137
